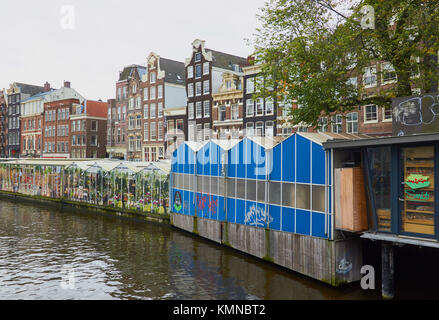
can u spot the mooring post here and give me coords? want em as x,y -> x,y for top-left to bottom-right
381,241 -> 395,299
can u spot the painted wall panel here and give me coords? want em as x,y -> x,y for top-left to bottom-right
296,135 -> 310,183
312,143 -> 325,185
295,209 -> 311,236
268,205 -> 281,231
282,135 -> 295,182
281,207 -> 295,233
311,212 -> 327,238
227,197 -> 236,223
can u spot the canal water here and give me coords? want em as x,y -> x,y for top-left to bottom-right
0,198 -> 424,300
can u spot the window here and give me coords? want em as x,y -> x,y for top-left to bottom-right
168,120 -> 175,134
196,102 -> 202,118
90,135 -> 97,146
204,123 -> 210,140
157,85 -> 163,99
150,72 -> 156,84
255,122 -> 264,136
143,123 -> 148,141
196,124 -> 202,141
129,136 -> 135,151
364,104 -> 378,122
282,127 -> 293,136
188,123 -> 195,141
187,66 -> 193,79
231,104 -> 239,120
220,106 -> 226,121
136,115 -> 141,128
256,99 -> 264,116
121,106 -> 126,120
150,103 -> 156,118
136,96 -> 141,109
188,83 -> 194,97
318,117 -> 328,132
136,135 -> 141,151
132,84 -> 137,94
383,107 -> 392,121
246,99 -> 254,117
265,98 -> 274,115
346,112 -> 358,133
265,121 -> 274,136
363,66 -> 377,87
150,86 -> 156,100
129,98 -> 134,110
158,121 -> 163,140
177,119 -> 184,132
118,88 -> 122,100
91,120 -> 98,131
158,102 -> 163,117
188,103 -> 194,119
150,122 -> 156,140
203,81 -> 210,94
331,115 -> 342,133
195,52 -> 201,62
195,64 -> 202,78
246,78 -> 254,94
144,104 -> 149,119
203,101 -> 210,118
196,82 -> 202,96
129,116 -> 135,129
203,62 -> 209,75
382,62 -> 397,84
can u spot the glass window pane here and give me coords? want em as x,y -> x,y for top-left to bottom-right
227,178 -> 236,197
269,182 -> 281,205
312,185 -> 325,212
247,180 -> 256,201
197,175 -> 203,193
296,184 -> 310,210
211,176 -> 218,195
236,179 -> 245,199
282,183 -> 295,207
203,176 -> 210,194
367,147 -> 391,232
257,180 -> 266,202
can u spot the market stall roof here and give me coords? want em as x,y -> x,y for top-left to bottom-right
247,135 -> 285,150
298,132 -> 373,146
209,139 -> 241,151
185,140 -> 208,152
322,133 -> 439,149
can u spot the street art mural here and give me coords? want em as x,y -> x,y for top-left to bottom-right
393,94 -> 439,136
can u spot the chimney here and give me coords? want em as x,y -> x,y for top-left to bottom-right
43,82 -> 51,92
64,81 -> 71,88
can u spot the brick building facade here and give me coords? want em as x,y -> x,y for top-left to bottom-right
0,91 -> 7,158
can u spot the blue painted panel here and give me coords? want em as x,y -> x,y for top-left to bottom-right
236,199 -> 246,225
228,147 -> 237,178
196,192 -> 208,218
281,207 -> 295,233
218,196 -> 225,222
296,209 -> 311,236
188,191 -> 195,217
311,212 -> 327,239
282,135 -> 295,182
183,190 -> 191,216
312,143 -> 326,185
268,205 -> 281,231
226,197 -> 236,223
246,140 -> 257,180
209,194 -> 219,220
255,146 -> 267,180
297,135 -> 310,183
269,146 -> 282,182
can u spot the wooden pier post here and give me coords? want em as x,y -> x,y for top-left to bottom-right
381,241 -> 395,299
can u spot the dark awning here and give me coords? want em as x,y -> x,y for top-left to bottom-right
323,133 -> 439,150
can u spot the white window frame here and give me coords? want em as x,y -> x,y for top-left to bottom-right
346,112 -> 358,133
188,102 -> 194,120
381,62 -> 397,85
187,66 -> 193,79
382,107 -> 393,122
364,104 -> 378,123
203,62 -> 209,75
196,82 -> 202,96
363,66 -> 377,88
203,80 -> 210,95
203,100 -> 210,118
188,83 -> 194,97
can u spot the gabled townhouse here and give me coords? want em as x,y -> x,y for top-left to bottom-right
185,39 -> 248,141
6,82 -> 45,157
141,52 -> 186,162
125,65 -> 146,161
107,65 -> 142,160
70,99 -> 108,159
212,71 -> 244,139
164,106 -> 186,159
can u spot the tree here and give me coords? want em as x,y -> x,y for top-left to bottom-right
253,0 -> 439,128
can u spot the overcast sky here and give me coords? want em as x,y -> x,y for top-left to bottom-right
0,0 -> 267,101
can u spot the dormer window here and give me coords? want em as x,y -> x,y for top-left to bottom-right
233,64 -> 241,72
132,84 -> 137,93
226,80 -> 232,89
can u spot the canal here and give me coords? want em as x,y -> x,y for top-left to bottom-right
0,198 -> 436,300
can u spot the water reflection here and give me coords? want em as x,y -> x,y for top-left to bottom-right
0,199 -> 378,300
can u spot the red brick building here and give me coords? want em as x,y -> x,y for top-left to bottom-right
42,98 -> 79,158
141,52 -> 186,162
70,100 -> 108,159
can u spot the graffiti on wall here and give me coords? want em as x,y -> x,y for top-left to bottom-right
393,94 -> 439,136
244,204 -> 273,227
174,191 -> 182,212
196,194 -> 218,216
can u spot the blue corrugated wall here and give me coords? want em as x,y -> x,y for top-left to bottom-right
170,134 -> 333,240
